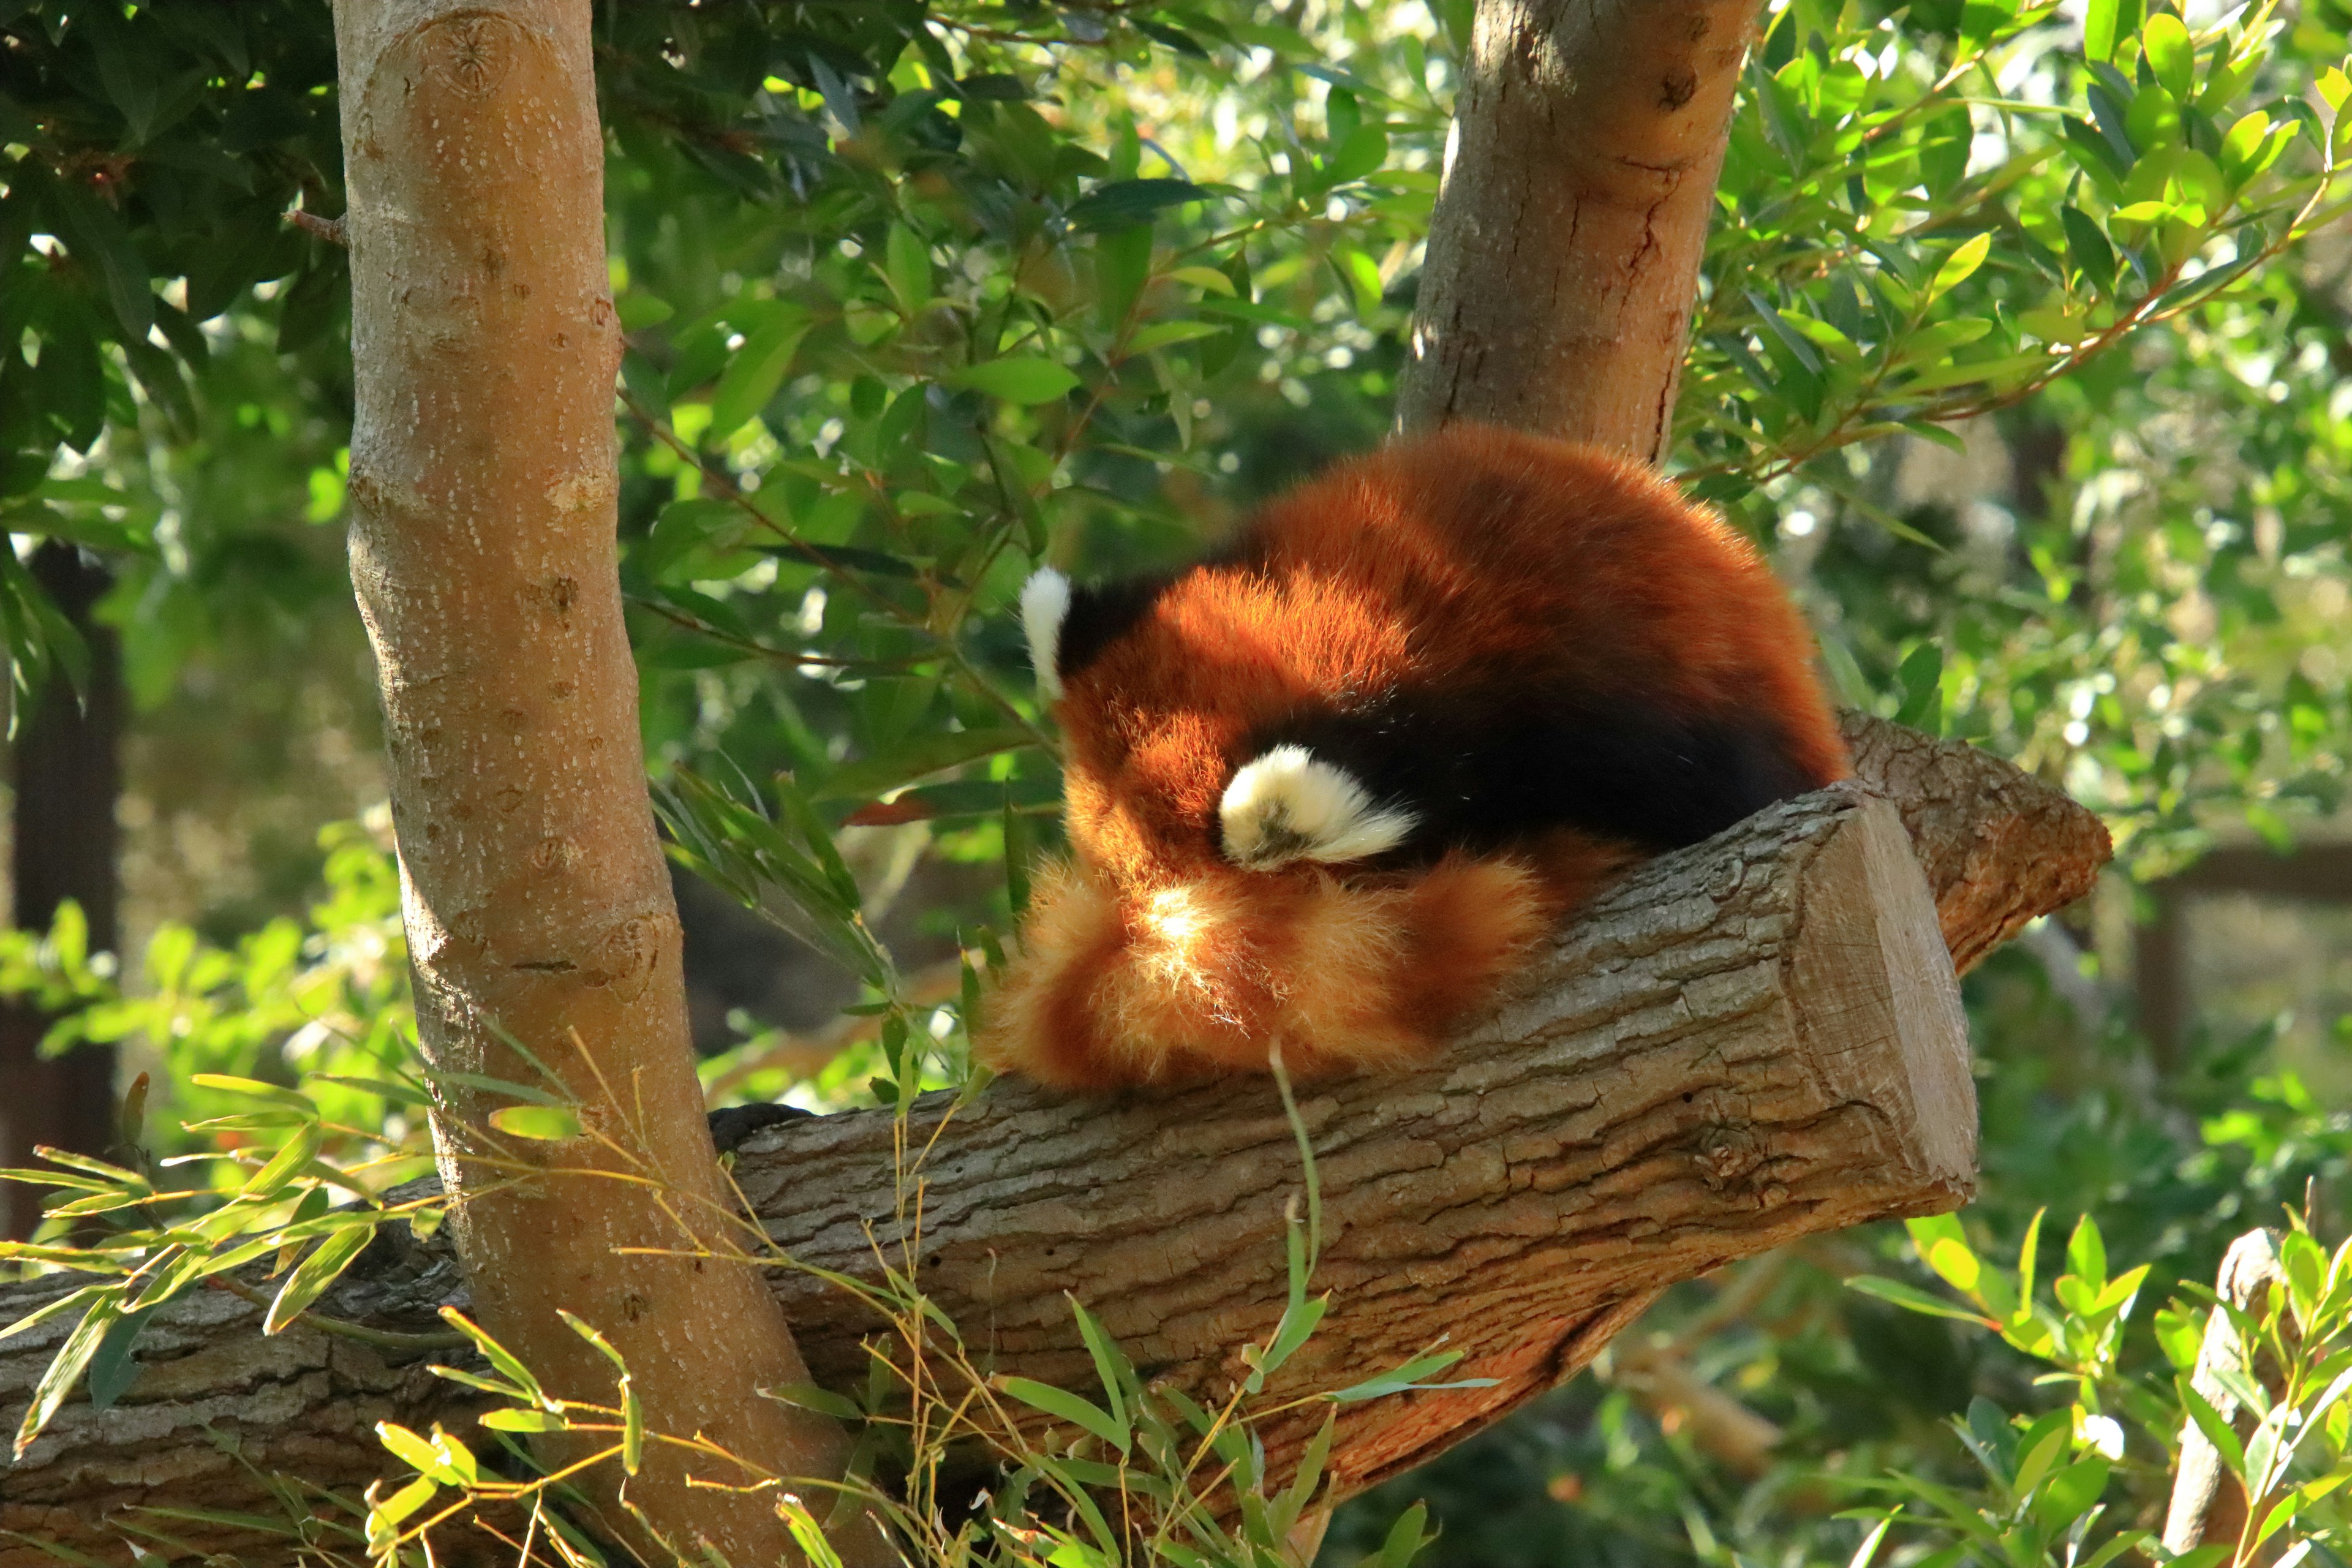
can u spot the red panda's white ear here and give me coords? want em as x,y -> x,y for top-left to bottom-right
1020,568 -> 1071,700
1221,745 -> 1417,869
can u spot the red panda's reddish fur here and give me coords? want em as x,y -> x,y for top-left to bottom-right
982,423 -> 1850,1091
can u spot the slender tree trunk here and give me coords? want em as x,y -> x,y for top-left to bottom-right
331,5 -> 874,1561
0,543 -> 121,1240
1396,0 -> 1762,456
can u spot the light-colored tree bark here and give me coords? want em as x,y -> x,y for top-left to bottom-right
330,4 -> 871,1562
1395,0 -> 1763,456
0,723 -> 2109,1563
2163,1229 -> 2286,1556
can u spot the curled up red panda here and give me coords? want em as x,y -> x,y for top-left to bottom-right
978,422 -> 1851,1092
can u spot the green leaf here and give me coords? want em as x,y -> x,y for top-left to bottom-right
1066,178 -> 1212,232
1368,1501 -> 1436,1568
823,725 -> 1033,801
2083,0 -> 2125,59
1319,123 -> 1390,187
487,1105 -> 582,1140
994,1374 -> 1131,1452
2143,13 -> 2195,102
761,1382 -> 866,1422
1846,1275 -> 1997,1325
708,310 -> 810,440
2060,206 -> 2117,292
44,173 -> 154,341
635,497 -> 742,583
1895,644 -> 1945,733
1126,318 -> 1228,353
1330,1349 -> 1498,1402
1242,1294 -> 1329,1393
478,1408 -> 566,1431
265,1221 -> 378,1334
85,1300 -> 164,1411
949,357 -> 1082,405
1066,1295 -> 1133,1431
2067,1214 -> 2107,1294
884,223 -> 932,315
1927,233 -> 1993,301
238,1120 -> 323,1202
2176,1378 -> 2247,1476
189,1074 -> 317,1111
376,1420 -> 445,1479
439,1308 -> 548,1408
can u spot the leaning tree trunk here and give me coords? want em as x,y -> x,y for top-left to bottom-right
330,4 -> 873,1562
1396,0 -> 1760,456
0,720 -> 2111,1564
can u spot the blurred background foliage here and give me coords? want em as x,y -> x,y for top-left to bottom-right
4,0 -> 2352,1562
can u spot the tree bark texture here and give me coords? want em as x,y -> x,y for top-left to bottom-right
0,722 -> 2113,1564
0,545 -> 122,1241
1395,0 -> 1762,457
330,4 -> 866,1562
2162,1229 -> 2286,1556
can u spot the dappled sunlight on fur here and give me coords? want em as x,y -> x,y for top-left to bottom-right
982,850 -> 1618,1089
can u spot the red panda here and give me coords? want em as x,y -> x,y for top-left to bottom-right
980,423 -> 1850,1091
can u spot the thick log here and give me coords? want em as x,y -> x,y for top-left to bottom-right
747,783 -> 1973,1498
0,725 -> 2109,1564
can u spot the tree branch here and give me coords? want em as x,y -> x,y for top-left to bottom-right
0,720 -> 2109,1563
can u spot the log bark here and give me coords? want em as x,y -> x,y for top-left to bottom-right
1395,0 -> 1762,456
0,723 -> 2111,1564
331,3 -> 867,1562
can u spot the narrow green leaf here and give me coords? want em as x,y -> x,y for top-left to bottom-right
486,1105 -> 582,1141
708,311 -> 810,440
376,1420 -> 444,1478
85,1300 -> 163,1411
822,726 -> 1032,801
884,223 -> 932,315
1066,1295 -> 1133,1430
1846,1275 -> 1998,1325
761,1382 -> 866,1422
1927,233 -> 1994,301
619,1371 -> 643,1474
2177,1378 -> 2247,1476
2067,1214 -> 2108,1294
264,1221 -> 377,1334
1244,1294 -> 1329,1393
2060,206 -> 2117,292
238,1121 -> 323,1202
478,1409 -> 566,1431
441,1307 -> 547,1407
994,1374 -> 1131,1452
1065,178 -> 1210,232
949,357 -> 1082,405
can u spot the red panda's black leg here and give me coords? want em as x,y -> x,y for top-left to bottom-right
1243,690 -> 1834,862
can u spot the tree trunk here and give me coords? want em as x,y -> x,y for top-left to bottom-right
0,543 -> 122,1240
0,722 -> 2111,1564
330,4 -> 870,1561
1395,0 -> 1762,456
